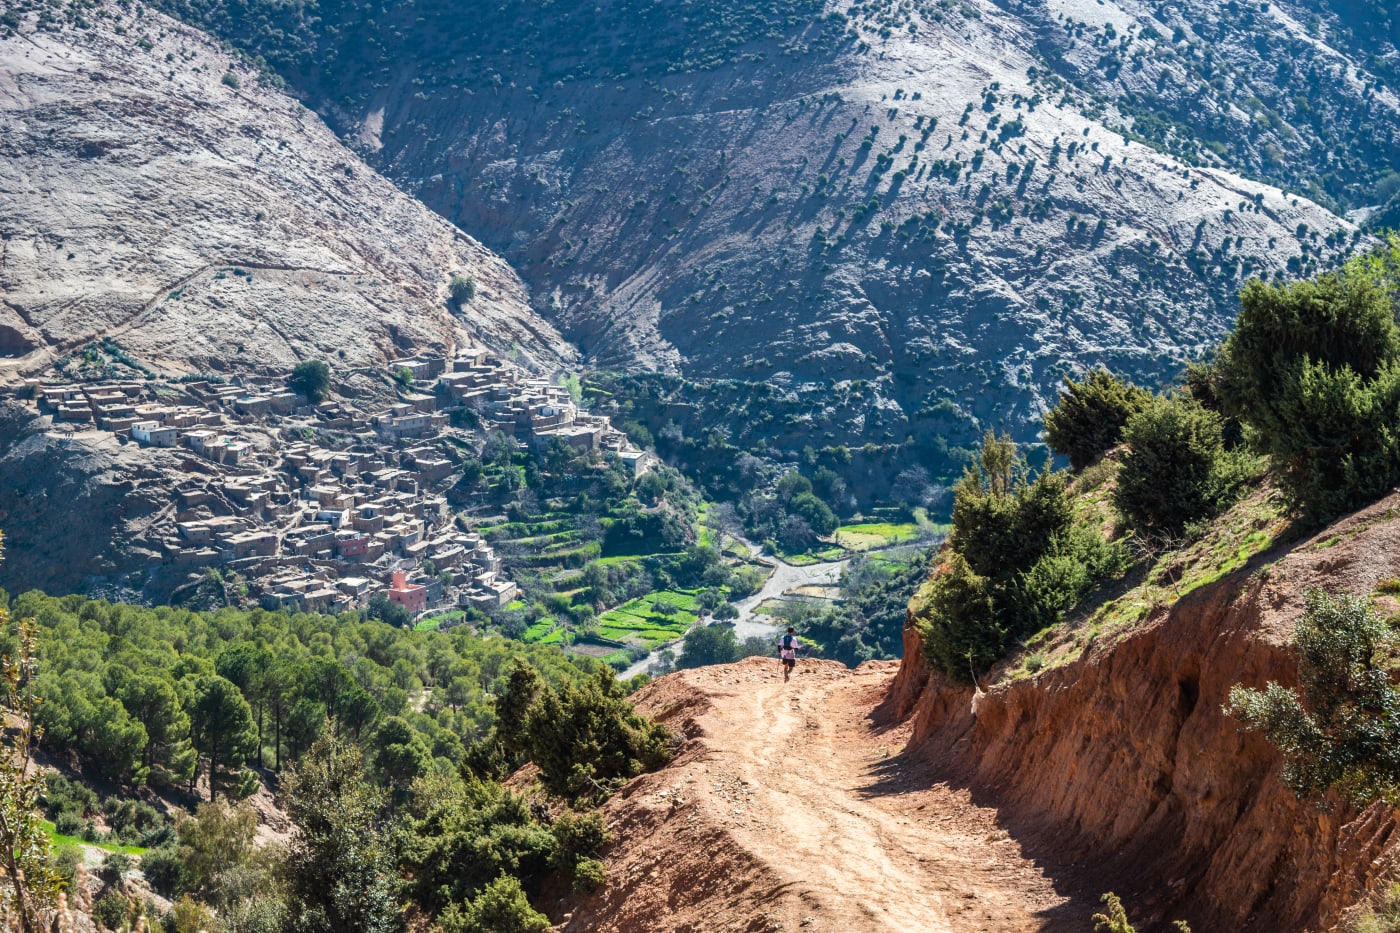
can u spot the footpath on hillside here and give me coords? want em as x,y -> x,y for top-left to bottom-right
561,658 -> 1094,933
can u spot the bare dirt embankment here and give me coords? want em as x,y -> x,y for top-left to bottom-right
560,658 -> 1093,933
565,494 -> 1400,933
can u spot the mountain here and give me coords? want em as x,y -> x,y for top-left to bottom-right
0,3 -> 573,381
142,0 -> 1392,474
0,6 -> 576,597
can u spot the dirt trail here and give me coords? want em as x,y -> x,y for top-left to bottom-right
567,658 -> 1088,933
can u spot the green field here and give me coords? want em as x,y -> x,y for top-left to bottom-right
595,590 -> 700,646
522,617 -> 560,643
834,522 -> 921,550
417,609 -> 467,632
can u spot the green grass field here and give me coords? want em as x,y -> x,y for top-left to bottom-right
835,522 -> 921,550
522,617 -> 560,643
595,590 -> 699,646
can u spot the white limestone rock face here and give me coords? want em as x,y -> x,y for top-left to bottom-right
337,0 -> 1372,447
0,11 -> 574,381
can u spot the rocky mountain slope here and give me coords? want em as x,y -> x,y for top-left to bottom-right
0,4 -> 573,381
146,0 -> 1390,468
568,493 -> 1400,932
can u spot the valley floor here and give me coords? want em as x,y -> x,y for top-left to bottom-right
566,658 -> 1094,932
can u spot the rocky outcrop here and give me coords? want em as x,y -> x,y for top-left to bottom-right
895,495 -> 1400,932
0,401 -> 180,596
0,7 -> 574,381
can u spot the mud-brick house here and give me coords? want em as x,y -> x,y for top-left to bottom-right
335,530 -> 371,558
131,421 -> 178,447
387,569 -> 427,614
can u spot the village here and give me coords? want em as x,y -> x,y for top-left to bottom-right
17,346 -> 653,622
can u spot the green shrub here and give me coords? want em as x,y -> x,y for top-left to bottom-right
950,433 -> 1073,581
53,811 -> 83,837
916,552 -> 999,677
920,433 -> 1122,680
449,273 -> 478,305
53,844 -> 82,892
92,892 -> 130,929
1092,892 -> 1191,932
140,846 -> 187,898
1113,393 -> 1251,536
1226,589 -> 1400,806
100,851 -> 133,887
440,875 -> 548,933
524,668 -> 674,802
1219,242 -> 1400,521
572,858 -> 607,894
1042,369 -> 1151,470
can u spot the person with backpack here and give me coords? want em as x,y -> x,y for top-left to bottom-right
777,627 -> 799,682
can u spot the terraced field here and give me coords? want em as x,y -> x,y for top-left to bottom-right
595,590 -> 701,648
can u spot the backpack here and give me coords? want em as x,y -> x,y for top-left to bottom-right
780,634 -> 795,652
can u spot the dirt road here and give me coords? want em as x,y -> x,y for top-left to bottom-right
566,658 -> 1086,933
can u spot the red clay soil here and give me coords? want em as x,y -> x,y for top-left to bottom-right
556,658 -> 1093,933
557,493 -> 1400,932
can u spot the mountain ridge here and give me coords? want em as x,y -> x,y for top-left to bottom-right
135,0 -> 1392,477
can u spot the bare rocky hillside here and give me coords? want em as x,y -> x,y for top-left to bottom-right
145,0 -> 1391,464
0,6 -> 573,381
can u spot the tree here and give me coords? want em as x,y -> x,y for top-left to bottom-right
107,668 -> 196,785
217,644 -> 269,768
174,800 -> 261,909
678,624 -> 740,669
1113,393 -> 1248,536
282,733 -> 400,933
523,669 -> 673,802
789,492 -> 838,537
0,615 -> 63,933
1042,369 -> 1151,470
372,717 -> 433,798
289,359 -> 332,404
1227,589 -> 1400,807
189,675 -> 259,802
1217,243 -> 1400,520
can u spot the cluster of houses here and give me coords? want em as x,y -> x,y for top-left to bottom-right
19,344 -> 655,623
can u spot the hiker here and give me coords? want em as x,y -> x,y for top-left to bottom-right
778,627 -> 798,682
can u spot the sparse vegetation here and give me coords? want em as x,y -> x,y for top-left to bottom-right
1227,589 -> 1400,808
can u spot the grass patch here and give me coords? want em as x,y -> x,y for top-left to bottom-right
43,821 -> 146,856
522,618 -> 559,643
835,522 -> 920,550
